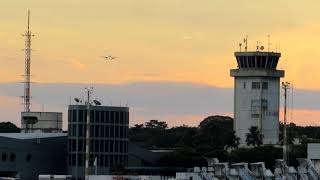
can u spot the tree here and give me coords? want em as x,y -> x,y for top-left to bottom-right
133,124 -> 144,129
225,131 -> 240,150
246,126 -> 263,146
145,120 -> 168,130
279,122 -> 295,145
0,122 -> 20,133
194,116 -> 235,151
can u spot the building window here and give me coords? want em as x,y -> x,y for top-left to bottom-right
105,126 -> 109,137
252,82 -> 260,89
261,99 -> 268,109
72,139 -> 77,152
105,155 -> 109,166
79,110 -> 84,122
72,125 -> 77,136
106,111 -> 110,123
26,153 -> 32,162
243,82 -> 246,89
73,110 -> 77,122
100,140 -> 104,152
77,154 -> 83,166
78,124 -> 83,137
105,140 -> 109,152
115,112 -> 119,124
262,82 -> 268,89
94,140 -> 99,153
95,125 -> 99,137
110,141 -> 114,152
78,139 -> 83,152
115,126 -> 119,138
95,111 -> 100,123
101,111 -> 105,123
2,153 -> 7,162
115,141 -> 119,152
90,111 -> 94,123
68,110 -> 71,122
251,99 -> 268,110
110,126 -> 114,138
110,111 -> 115,123
10,154 -> 16,162
251,114 -> 260,118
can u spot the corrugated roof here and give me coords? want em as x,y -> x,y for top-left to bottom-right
0,133 -> 67,140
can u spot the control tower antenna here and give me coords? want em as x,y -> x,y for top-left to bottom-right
22,10 -> 34,112
244,35 -> 248,52
268,35 -> 271,52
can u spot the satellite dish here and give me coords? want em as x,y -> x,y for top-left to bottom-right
74,98 -> 80,103
260,46 -> 264,51
93,100 -> 101,106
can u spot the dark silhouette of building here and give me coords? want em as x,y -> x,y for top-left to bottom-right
67,105 -> 129,179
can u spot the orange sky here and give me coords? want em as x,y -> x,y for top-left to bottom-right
1,1 -> 320,127
0,0 -> 320,89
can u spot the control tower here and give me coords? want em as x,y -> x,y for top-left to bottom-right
230,49 -> 285,145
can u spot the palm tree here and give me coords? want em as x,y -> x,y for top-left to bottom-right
246,126 -> 263,146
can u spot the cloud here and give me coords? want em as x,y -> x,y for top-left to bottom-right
183,35 -> 193,40
0,81 -> 319,129
69,59 -> 85,70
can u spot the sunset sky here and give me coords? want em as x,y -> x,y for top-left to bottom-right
1,0 -> 320,128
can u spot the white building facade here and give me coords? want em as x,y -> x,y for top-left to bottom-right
21,112 -> 63,133
230,51 -> 284,145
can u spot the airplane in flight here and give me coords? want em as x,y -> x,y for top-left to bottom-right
102,55 -> 117,61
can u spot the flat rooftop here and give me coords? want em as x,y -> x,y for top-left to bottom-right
0,133 -> 67,140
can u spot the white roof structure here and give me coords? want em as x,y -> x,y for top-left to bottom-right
0,133 -> 67,140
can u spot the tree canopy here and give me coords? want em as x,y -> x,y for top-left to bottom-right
0,122 -> 20,133
129,116 -> 316,169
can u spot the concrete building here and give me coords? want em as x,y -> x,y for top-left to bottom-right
230,51 -> 285,145
0,133 -> 67,180
67,105 -> 129,179
21,112 -> 63,133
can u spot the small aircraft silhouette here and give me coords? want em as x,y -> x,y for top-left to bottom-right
102,55 -> 117,61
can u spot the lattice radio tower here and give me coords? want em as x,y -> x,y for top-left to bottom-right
22,10 -> 34,112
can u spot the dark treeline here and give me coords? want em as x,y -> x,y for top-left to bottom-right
129,116 -> 319,170
0,122 -> 20,133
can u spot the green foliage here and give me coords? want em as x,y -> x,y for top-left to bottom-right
193,116 -> 238,151
279,122 -> 296,145
246,126 -> 263,147
0,122 -> 20,133
228,146 -> 282,169
157,146 -> 206,167
129,117 -> 314,169
145,120 -> 168,130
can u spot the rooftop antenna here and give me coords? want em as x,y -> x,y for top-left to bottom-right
256,41 -> 260,51
244,35 -> 248,52
267,35 -> 271,52
22,10 -> 34,112
279,43 -> 281,52
84,87 -> 93,180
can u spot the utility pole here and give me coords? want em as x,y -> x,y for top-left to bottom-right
282,81 -> 290,178
85,87 -> 93,180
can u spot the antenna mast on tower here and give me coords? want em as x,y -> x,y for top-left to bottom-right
23,10 -> 34,112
